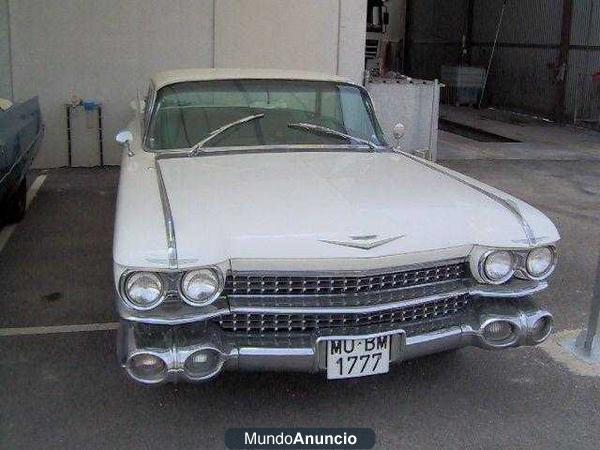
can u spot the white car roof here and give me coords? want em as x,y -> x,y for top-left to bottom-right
151,68 -> 358,90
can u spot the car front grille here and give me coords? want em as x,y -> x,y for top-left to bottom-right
223,261 -> 468,297
216,293 -> 471,335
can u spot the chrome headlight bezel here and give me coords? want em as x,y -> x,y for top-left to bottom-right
478,250 -> 516,285
122,271 -> 166,311
524,246 -> 558,280
179,267 -> 224,307
471,245 -> 558,285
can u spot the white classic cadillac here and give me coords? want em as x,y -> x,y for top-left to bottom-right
114,69 -> 559,384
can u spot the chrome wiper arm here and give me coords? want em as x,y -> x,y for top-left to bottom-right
189,113 -> 265,155
287,122 -> 377,149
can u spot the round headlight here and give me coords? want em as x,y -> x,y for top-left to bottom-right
526,247 -> 556,279
483,320 -> 515,344
481,250 -> 515,284
127,353 -> 167,383
530,316 -> 553,343
124,272 -> 164,310
180,268 -> 222,306
184,348 -> 223,380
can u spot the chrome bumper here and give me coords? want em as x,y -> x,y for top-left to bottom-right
118,298 -> 553,384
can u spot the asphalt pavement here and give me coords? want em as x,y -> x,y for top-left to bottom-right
1,162 -> 599,450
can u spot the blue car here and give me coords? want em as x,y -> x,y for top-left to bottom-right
0,97 -> 44,224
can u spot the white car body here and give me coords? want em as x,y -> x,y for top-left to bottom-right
114,69 -> 559,384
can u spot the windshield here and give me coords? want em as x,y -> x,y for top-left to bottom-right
146,80 -> 387,150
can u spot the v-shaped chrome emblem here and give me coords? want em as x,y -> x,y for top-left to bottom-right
319,235 -> 405,250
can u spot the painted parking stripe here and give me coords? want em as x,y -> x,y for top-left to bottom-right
0,322 -> 120,337
0,174 -> 47,253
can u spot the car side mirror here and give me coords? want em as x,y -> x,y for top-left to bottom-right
392,122 -> 405,149
116,129 -> 134,157
116,129 -> 132,145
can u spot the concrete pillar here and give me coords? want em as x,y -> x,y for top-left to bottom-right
0,0 -> 12,100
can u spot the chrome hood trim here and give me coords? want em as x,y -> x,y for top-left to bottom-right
155,155 -> 178,268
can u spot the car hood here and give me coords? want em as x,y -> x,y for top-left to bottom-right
139,150 -> 559,267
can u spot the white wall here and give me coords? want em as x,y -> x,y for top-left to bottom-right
8,0 -> 367,168
338,0 -> 368,83
215,0 -> 339,74
215,0 -> 366,83
9,0 -> 214,167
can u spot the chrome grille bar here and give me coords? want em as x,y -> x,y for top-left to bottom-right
216,294 -> 470,334
224,261 -> 468,297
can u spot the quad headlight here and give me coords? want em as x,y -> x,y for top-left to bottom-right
525,246 -> 556,279
180,268 -> 223,306
480,250 -> 515,284
123,272 -> 165,310
120,267 -> 224,311
475,245 -> 557,284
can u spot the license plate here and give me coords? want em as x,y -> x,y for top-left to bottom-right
326,335 -> 391,379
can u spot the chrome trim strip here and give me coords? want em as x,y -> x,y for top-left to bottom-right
238,347 -> 314,357
227,279 -> 547,315
228,277 -> 468,300
141,82 -> 157,149
117,300 -> 228,325
150,144 -> 387,160
229,257 -> 467,278
230,291 -> 469,315
400,151 -> 537,246
471,279 -> 547,297
154,156 -> 178,269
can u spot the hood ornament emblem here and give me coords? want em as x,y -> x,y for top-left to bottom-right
319,234 -> 405,250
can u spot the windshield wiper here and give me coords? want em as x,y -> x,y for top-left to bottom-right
189,113 -> 265,155
287,122 -> 378,149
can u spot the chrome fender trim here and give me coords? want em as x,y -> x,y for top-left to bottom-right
399,151 -> 537,246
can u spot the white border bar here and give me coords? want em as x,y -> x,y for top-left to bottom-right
0,322 -> 120,337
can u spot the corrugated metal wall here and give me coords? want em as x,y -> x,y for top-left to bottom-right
568,0 -> 600,123
405,0 -> 468,80
405,0 -> 600,121
471,0 -> 561,116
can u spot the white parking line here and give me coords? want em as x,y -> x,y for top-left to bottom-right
0,174 -> 47,253
0,174 -> 119,339
0,322 -> 120,337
